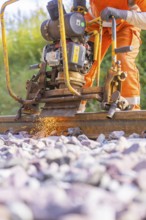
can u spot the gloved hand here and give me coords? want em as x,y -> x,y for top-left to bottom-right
101,7 -> 128,21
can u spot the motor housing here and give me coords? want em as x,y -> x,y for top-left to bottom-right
40,0 -> 92,91
42,41 -> 87,72
41,12 -> 86,41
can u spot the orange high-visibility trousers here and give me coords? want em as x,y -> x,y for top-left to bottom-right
84,23 -> 141,106
102,25 -> 141,105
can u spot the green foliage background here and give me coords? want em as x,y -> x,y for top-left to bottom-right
0,9 -> 47,115
0,8 -> 146,115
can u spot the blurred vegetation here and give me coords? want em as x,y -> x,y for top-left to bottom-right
0,7 -> 146,115
0,8 -> 47,115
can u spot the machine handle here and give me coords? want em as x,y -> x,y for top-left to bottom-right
0,0 -> 24,104
29,64 -> 41,70
115,46 -> 133,54
58,0 -> 80,96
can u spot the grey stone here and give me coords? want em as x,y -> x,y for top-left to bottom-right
128,133 -> 140,138
60,214 -> 90,220
0,139 -> 5,146
96,134 -> 106,144
109,131 -> 125,140
67,127 -> 82,136
0,132 -> 146,220
9,202 -> 33,220
0,205 -> 11,220
123,143 -> 140,155
78,134 -> 89,141
133,160 -> 146,172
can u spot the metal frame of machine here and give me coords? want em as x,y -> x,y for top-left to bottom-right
0,0 -> 134,119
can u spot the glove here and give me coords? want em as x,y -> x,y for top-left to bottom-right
101,7 -> 128,21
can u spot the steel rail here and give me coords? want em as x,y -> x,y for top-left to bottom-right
0,115 -> 37,134
0,111 -> 146,138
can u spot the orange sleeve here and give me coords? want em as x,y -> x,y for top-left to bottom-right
84,12 -> 93,23
136,0 -> 146,11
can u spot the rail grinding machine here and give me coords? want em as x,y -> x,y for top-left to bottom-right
0,0 -> 133,119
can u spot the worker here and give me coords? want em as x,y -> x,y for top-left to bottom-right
78,0 -> 146,113
101,7 -> 146,30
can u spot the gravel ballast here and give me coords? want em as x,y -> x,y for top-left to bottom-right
0,131 -> 146,220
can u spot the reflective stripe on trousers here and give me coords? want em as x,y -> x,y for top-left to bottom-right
125,96 -> 140,105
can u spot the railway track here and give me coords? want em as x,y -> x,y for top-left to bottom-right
0,110 -> 146,138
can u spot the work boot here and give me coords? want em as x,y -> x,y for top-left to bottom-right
130,104 -> 141,110
77,103 -> 86,113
